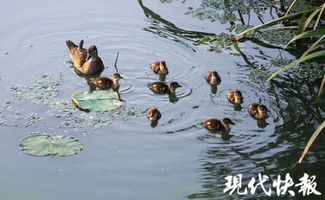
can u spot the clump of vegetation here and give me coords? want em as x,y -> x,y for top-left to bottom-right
9,73 -> 62,104
3,74 -> 143,130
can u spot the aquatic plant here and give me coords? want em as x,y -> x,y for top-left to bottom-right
4,74 -> 142,130
72,90 -> 123,112
20,135 -> 83,157
234,2 -> 325,98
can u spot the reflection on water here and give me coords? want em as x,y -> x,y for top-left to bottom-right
0,0 -> 324,199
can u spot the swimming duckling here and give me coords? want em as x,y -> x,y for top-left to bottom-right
66,40 -> 87,68
147,107 -> 161,121
248,103 -> 268,119
201,118 -> 235,132
227,90 -> 244,104
147,107 -> 161,128
150,61 -> 169,75
150,82 -> 182,95
92,73 -> 123,91
205,71 -> 221,86
74,45 -> 105,78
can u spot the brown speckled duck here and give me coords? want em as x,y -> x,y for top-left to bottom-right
92,73 -> 123,91
205,71 -> 221,85
150,82 -> 182,94
227,90 -> 244,104
201,118 -> 235,132
66,40 -> 87,68
147,107 -> 161,121
150,61 -> 169,75
74,45 -> 105,78
248,103 -> 268,119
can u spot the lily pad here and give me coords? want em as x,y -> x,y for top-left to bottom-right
72,90 -> 123,112
20,135 -> 83,157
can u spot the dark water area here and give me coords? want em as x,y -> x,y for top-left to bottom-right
0,0 -> 324,199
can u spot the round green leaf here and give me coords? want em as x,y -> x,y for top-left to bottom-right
72,90 -> 123,112
20,135 -> 52,156
20,135 -> 83,157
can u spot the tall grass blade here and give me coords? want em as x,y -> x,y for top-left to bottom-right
285,0 -> 298,16
233,9 -> 316,41
285,29 -> 325,48
298,121 -> 325,163
301,34 -> 325,57
314,3 -> 325,30
298,12 -> 308,33
303,8 -> 320,31
267,50 -> 325,81
318,74 -> 325,98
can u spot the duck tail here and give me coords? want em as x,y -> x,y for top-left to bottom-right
66,40 -> 77,50
79,40 -> 84,49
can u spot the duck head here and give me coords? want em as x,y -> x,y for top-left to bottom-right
258,104 -> 268,117
87,45 -> 98,60
234,90 -> 243,103
169,82 -> 182,92
147,107 -> 161,121
113,73 -> 123,81
159,61 -> 167,71
222,118 -> 235,130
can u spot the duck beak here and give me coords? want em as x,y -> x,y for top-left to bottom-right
230,121 -> 235,125
120,76 -> 124,79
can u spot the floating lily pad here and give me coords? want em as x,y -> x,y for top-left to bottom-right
20,135 -> 83,157
72,90 -> 123,112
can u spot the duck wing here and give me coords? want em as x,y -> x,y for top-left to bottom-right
92,77 -> 113,89
201,119 -> 222,132
150,82 -> 169,94
82,56 -> 105,77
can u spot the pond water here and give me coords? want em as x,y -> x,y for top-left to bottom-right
0,0 -> 324,199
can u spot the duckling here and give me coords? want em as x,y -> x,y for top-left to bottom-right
150,82 -> 182,95
201,118 -> 235,132
205,71 -> 221,86
92,73 -> 123,91
150,61 -> 169,75
248,103 -> 268,119
66,40 -> 87,68
227,90 -> 244,104
74,45 -> 105,78
147,107 -> 161,121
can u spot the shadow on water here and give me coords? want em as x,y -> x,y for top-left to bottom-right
138,0 -> 215,51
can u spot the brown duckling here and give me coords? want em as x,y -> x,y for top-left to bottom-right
150,61 -> 169,75
150,82 -> 182,94
201,118 -> 235,132
227,90 -> 244,104
66,40 -> 87,68
147,107 -> 161,121
74,45 -> 105,77
92,73 -> 123,91
248,103 -> 268,119
205,71 -> 221,86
